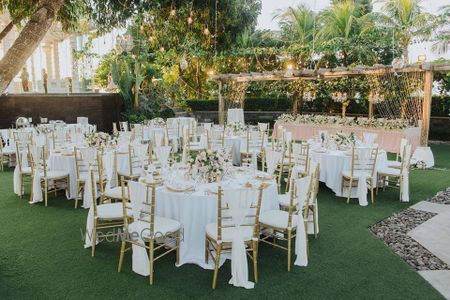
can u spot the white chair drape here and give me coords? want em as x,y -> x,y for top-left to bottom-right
294,175 -> 311,267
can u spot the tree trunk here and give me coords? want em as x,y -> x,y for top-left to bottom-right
0,0 -> 65,94
0,21 -> 15,44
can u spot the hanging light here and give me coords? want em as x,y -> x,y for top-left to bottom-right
160,47 -> 165,52
331,92 -> 348,103
180,55 -> 188,70
285,64 -> 294,77
204,26 -> 210,36
170,9 -> 176,17
368,91 -> 385,104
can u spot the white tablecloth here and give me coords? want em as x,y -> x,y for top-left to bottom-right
227,109 -> 245,123
141,178 -> 279,270
310,149 -> 388,198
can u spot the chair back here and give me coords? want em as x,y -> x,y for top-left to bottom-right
119,121 -> 128,132
128,143 -> 149,177
75,147 -> 103,184
287,176 -> 312,226
349,147 -> 378,178
292,142 -> 310,173
264,148 -> 281,175
216,185 -> 264,242
400,144 -> 412,174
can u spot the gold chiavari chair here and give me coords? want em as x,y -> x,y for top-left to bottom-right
240,129 -> 265,168
116,143 -> 150,183
51,128 -> 68,149
182,125 -> 205,152
118,179 -> 181,285
275,132 -> 293,192
119,121 -> 129,132
13,130 -> 33,145
341,147 -> 379,204
74,147 -> 105,209
0,137 -> 15,171
207,128 -> 225,151
15,141 -> 32,198
377,144 -> 412,201
285,142 -> 310,192
29,145 -> 70,207
306,162 -> 320,238
259,175 -> 312,271
387,138 -> 408,169
205,185 -> 264,289
131,124 -> 144,142
89,173 -> 130,257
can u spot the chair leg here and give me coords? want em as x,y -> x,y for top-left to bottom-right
399,176 -> 403,201
370,180 -> 374,204
44,180 -> 48,207
341,177 -> 345,195
252,240 -> 258,283
149,239 -> 154,285
347,178 -> 353,204
313,206 -> 318,239
176,231 -> 180,265
91,221 -> 97,257
118,240 -> 126,272
75,182 -> 80,208
212,244 -> 222,289
204,237 -> 209,264
287,230 -> 292,272
376,175 -> 380,195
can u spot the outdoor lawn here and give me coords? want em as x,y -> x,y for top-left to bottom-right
1,144 -> 449,299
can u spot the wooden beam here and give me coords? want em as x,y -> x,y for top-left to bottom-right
421,70 -> 433,146
218,80 -> 224,125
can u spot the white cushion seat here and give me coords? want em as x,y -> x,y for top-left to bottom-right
78,172 -> 104,182
260,210 -> 298,229
40,170 -> 69,179
240,148 -> 261,155
20,166 -> 32,175
97,202 -> 128,219
387,160 -> 401,168
103,186 -> 128,200
342,170 -> 371,179
118,167 -> 142,177
278,194 -> 295,207
378,167 -> 401,177
2,148 -> 15,155
205,222 -> 254,242
128,217 -> 181,237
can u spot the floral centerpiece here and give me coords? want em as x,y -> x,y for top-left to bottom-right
330,131 -> 356,149
189,149 -> 230,182
151,117 -> 166,128
227,121 -> 246,135
84,132 -> 113,148
35,124 -> 53,135
277,113 -> 410,130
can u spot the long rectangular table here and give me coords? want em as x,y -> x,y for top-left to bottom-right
273,122 -> 421,153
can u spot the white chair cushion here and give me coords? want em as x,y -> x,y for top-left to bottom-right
278,194 -> 291,207
103,187 -> 128,200
387,160 -> 401,168
205,222 -> 254,242
342,170 -> 371,179
41,170 -> 69,179
259,210 -> 298,229
378,167 -> 401,176
97,202 -> 126,219
21,167 -> 32,174
128,217 -> 181,237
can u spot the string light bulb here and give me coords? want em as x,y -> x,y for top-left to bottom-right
170,9 -> 176,17
204,26 -> 210,36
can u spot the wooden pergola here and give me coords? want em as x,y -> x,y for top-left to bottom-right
211,63 -> 450,146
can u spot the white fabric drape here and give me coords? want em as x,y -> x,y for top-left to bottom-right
355,147 -> 371,207
81,148 -> 97,209
294,175 -> 311,267
223,188 -> 257,289
128,181 -> 151,276
155,146 -> 171,169
401,144 -> 411,202
264,148 -> 280,175
30,146 -> 43,203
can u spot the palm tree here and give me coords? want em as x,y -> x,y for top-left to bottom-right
275,4 -> 316,46
317,0 -> 371,65
375,0 -> 434,62
431,5 -> 450,55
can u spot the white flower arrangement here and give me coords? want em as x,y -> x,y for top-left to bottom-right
189,149 -> 230,182
84,132 -> 113,148
414,160 -> 427,169
330,131 -> 356,148
226,121 -> 246,135
277,114 -> 410,130
151,117 -> 166,128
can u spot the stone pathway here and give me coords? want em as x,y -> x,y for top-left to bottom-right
371,190 -> 450,299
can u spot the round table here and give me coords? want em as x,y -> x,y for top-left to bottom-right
137,170 -> 279,270
310,149 -> 388,198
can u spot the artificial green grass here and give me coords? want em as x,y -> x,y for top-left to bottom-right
1,145 -> 449,299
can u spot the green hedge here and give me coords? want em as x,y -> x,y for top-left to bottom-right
186,95 -> 450,116
186,98 -> 292,112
